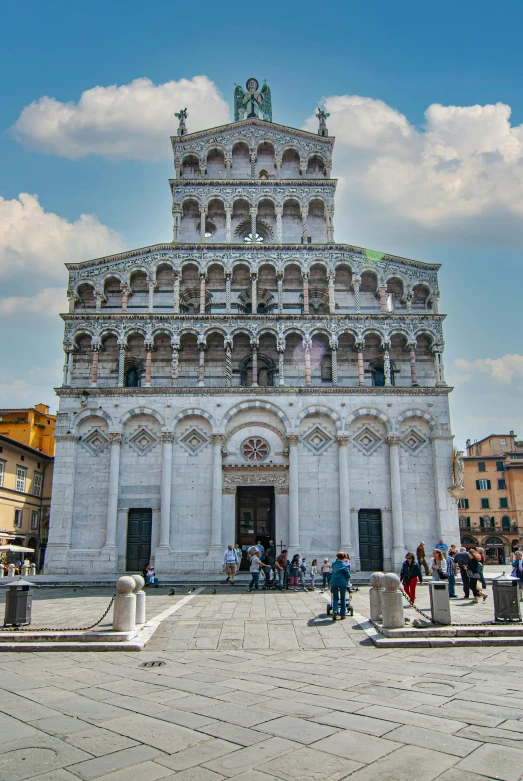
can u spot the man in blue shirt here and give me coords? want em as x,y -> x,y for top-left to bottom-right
435,539 -> 449,558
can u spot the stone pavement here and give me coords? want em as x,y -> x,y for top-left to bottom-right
1,591 -> 523,779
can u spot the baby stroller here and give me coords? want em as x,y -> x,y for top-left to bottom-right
326,584 -> 354,617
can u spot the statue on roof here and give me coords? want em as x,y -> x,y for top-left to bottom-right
234,78 -> 272,122
175,108 -> 188,136
316,108 -> 330,137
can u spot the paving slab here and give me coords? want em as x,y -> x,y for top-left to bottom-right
312,711 -> 397,736
203,737 -> 299,776
312,728 -> 402,763
456,743 -> 523,780
153,738 -> 240,772
335,744 -> 458,781
97,713 -> 211,754
66,744 -> 160,780
383,724 -> 480,757
0,734 -> 92,781
260,745 -> 362,781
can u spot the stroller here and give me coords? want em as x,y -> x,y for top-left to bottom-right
326,584 -> 355,617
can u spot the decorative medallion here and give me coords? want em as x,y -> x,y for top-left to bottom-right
400,428 -> 427,455
301,426 -> 333,455
179,427 -> 210,456
241,437 -> 270,462
351,426 -> 383,456
81,428 -> 109,456
128,427 -> 158,456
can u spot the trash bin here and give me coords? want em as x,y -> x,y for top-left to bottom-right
428,580 -> 451,625
3,579 -> 33,627
492,573 -> 521,621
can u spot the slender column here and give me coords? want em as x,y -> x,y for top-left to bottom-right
63,348 -> 73,387
250,151 -> 257,179
431,290 -> 440,313
67,291 -> 77,313
328,272 -> 336,313
225,158 -> 232,178
210,435 -> 224,551
379,285 -> 387,313
121,284 -> 130,312
90,345 -> 99,387
275,158 -> 282,177
277,338 -> 285,386
250,272 -> 258,313
301,203 -> 309,243
144,344 -> 152,387
433,346 -> 446,386
302,272 -> 310,314
275,205 -> 283,243
225,342 -> 232,387
225,272 -> 231,313
409,343 -> 418,385
199,272 -> 206,314
387,436 -> 406,568
198,345 -> 206,386
338,436 -> 353,554
148,279 -> 155,312
251,345 -> 258,387
384,344 -> 392,387
171,343 -> 179,386
331,347 -> 338,386
277,272 -> 283,313
172,203 -> 182,242
352,275 -> 361,313
173,271 -> 180,313
117,345 -> 125,387
304,341 -> 311,387
199,206 -> 207,241
94,291 -> 103,311
405,290 -> 413,313
326,207 -> 335,243
249,206 -> 257,240
159,432 -> 174,550
104,432 -> 122,550
299,158 -> 307,177
225,205 -> 232,242
288,435 -> 300,553
356,341 -> 365,387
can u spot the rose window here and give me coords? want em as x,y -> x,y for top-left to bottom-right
241,437 -> 270,462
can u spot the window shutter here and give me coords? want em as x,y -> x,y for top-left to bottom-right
476,480 -> 480,489
487,480 -> 491,489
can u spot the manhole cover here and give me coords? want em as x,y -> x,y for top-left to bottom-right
139,660 -> 166,668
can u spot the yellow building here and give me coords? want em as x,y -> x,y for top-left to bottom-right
0,434 -> 54,569
459,432 -> 523,562
0,404 -> 56,457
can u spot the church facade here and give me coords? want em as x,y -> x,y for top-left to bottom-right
45,79 -> 460,575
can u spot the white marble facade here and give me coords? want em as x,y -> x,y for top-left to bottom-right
45,86 -> 460,575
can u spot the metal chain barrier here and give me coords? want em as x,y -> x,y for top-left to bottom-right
399,586 -> 501,627
0,594 -> 115,632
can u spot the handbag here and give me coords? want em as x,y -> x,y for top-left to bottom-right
438,571 -> 448,580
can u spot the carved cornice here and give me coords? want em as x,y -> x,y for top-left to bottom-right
223,463 -> 288,487
171,117 -> 335,148
56,386 -> 453,398
54,434 -> 80,442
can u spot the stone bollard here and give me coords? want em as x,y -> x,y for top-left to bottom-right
0,565 -> 4,578
369,572 -> 385,621
380,572 -> 405,629
29,564 -> 36,576
21,563 -> 29,577
113,576 -> 137,632
8,564 -> 15,578
132,574 -> 146,625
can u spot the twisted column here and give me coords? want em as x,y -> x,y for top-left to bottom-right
384,344 -> 392,387
225,342 -> 232,387
328,272 -> 336,313
173,272 -> 180,313
251,272 -> 258,313
144,343 -> 152,387
159,432 -> 174,550
277,272 -> 283,313
90,345 -> 99,387
277,338 -> 285,386
304,341 -> 311,387
275,205 -> 283,243
353,275 -> 361,313
302,272 -> 310,314
117,345 -> 125,387
331,347 -> 338,386
198,344 -> 206,387
379,285 -> 387,313
147,279 -> 155,312
409,343 -> 418,385
199,205 -> 207,241
171,343 -> 179,386
225,205 -> 232,242
288,434 -> 300,553
104,432 -> 122,550
249,205 -> 257,240
199,272 -> 206,315
301,203 -> 309,243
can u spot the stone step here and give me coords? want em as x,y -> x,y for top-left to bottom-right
0,629 -> 135,643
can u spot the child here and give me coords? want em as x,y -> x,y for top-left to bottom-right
321,558 -> 332,589
289,554 -> 300,591
310,559 -> 318,590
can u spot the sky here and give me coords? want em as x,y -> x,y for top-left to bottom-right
1,0 -> 522,448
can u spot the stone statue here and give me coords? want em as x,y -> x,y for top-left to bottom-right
175,108 -> 188,136
454,450 -> 464,488
316,108 -> 330,137
234,78 -> 272,122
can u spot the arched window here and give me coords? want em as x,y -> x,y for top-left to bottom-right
370,361 -> 395,387
125,367 -> 140,388
501,515 -> 511,529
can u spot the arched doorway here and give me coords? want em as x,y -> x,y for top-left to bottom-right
484,536 -> 506,564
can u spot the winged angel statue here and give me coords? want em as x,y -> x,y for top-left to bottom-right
234,78 -> 272,122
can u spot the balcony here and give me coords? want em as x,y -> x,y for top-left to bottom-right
459,520 -> 519,534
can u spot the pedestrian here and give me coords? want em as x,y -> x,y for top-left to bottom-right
435,538 -> 449,558
321,558 -> 332,589
275,549 -> 288,590
222,545 -> 239,585
297,556 -> 308,591
449,544 -> 458,558
467,550 -> 487,603
266,540 -> 276,570
430,549 -> 447,580
310,559 -> 318,590
256,540 -> 265,559
477,547 -> 487,589
248,549 -> 269,592
416,542 -> 430,576
234,542 -> 242,568
330,552 -> 351,621
454,547 -> 471,599
289,554 -> 301,591
446,551 -> 458,598
511,551 -> 523,582
262,552 -> 273,588
145,563 -> 159,587
510,547 -> 520,564
400,552 -> 423,603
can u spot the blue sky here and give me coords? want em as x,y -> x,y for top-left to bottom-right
1,0 -> 522,447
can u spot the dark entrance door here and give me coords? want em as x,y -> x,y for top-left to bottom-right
236,487 -> 275,571
358,509 -> 383,571
126,509 -> 152,573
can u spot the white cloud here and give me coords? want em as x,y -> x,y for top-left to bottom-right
455,354 -> 523,384
0,287 -> 67,318
304,96 -> 523,244
12,76 -> 230,161
0,193 -> 124,280
0,359 -> 63,412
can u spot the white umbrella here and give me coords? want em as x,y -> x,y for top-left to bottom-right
0,545 -> 35,553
